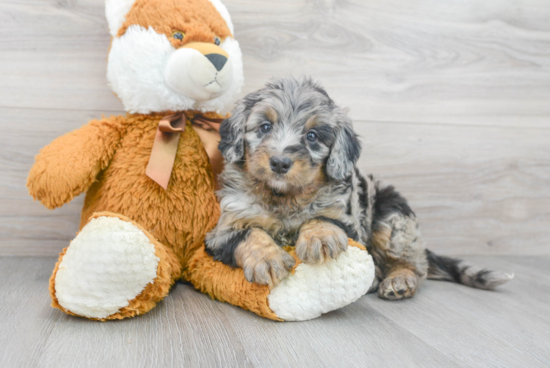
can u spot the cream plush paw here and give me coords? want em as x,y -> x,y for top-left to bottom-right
267,243 -> 375,321
53,216 -> 160,319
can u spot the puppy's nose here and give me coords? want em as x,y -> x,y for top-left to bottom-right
205,53 -> 227,71
270,156 -> 293,174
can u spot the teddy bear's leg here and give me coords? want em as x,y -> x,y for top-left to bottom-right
49,212 -> 181,320
185,241 -> 376,321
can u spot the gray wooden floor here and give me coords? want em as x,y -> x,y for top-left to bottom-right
1,256 -> 548,368
1,0 -> 550,367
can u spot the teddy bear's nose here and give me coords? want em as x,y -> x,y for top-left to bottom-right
205,53 -> 227,71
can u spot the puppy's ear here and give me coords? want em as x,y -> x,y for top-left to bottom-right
219,92 -> 261,163
326,114 -> 362,181
219,115 -> 245,164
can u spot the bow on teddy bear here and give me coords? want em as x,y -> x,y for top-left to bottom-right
27,0 -> 374,322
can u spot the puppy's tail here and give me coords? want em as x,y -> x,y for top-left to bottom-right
426,249 -> 513,290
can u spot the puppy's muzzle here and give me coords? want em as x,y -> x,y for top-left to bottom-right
270,156 -> 293,174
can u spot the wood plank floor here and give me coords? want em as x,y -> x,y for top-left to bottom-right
0,256 -> 548,368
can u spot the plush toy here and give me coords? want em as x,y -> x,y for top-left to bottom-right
27,0 -> 375,322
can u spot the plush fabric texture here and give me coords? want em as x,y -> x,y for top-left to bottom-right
54,215 -> 161,319
119,0 -> 232,40
107,0 -> 243,114
106,0 -> 235,40
187,240 -> 374,321
268,243 -> 375,321
107,27 -> 243,114
50,212 -> 181,321
206,0 -> 234,35
32,113 -> 219,320
186,244 -> 281,321
76,114 -> 221,268
27,116 -> 128,209
105,0 -> 136,37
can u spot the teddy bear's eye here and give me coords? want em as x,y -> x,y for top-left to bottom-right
214,36 -> 221,46
172,31 -> 185,41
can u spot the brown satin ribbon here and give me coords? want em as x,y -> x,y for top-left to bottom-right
192,115 -> 225,191
145,112 -> 225,190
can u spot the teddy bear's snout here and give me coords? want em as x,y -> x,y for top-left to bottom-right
163,42 -> 234,102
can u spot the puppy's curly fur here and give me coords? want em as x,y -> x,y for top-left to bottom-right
206,76 -> 513,299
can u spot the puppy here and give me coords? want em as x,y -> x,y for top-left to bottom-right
205,76 -> 512,299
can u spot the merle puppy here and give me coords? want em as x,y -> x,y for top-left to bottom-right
205,76 -> 512,299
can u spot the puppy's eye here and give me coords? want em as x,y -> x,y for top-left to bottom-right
260,122 -> 272,133
306,131 -> 318,142
214,36 -> 221,46
172,31 -> 185,41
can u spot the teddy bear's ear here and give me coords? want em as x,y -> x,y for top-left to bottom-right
105,0 -> 137,37
207,0 -> 234,35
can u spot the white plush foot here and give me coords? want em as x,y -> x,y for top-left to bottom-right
267,246 -> 375,321
54,216 -> 159,319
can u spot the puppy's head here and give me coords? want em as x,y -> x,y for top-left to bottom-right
220,77 -> 361,194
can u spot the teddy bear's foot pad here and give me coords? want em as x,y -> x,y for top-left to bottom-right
268,245 -> 375,321
54,216 -> 160,319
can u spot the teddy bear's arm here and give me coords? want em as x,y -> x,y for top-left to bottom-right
27,116 -> 128,209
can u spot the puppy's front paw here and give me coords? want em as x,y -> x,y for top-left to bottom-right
295,220 -> 348,264
236,229 -> 295,287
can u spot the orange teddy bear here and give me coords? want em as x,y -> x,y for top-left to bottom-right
27,0 -> 374,322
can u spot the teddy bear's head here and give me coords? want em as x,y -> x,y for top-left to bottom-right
105,0 -> 243,114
